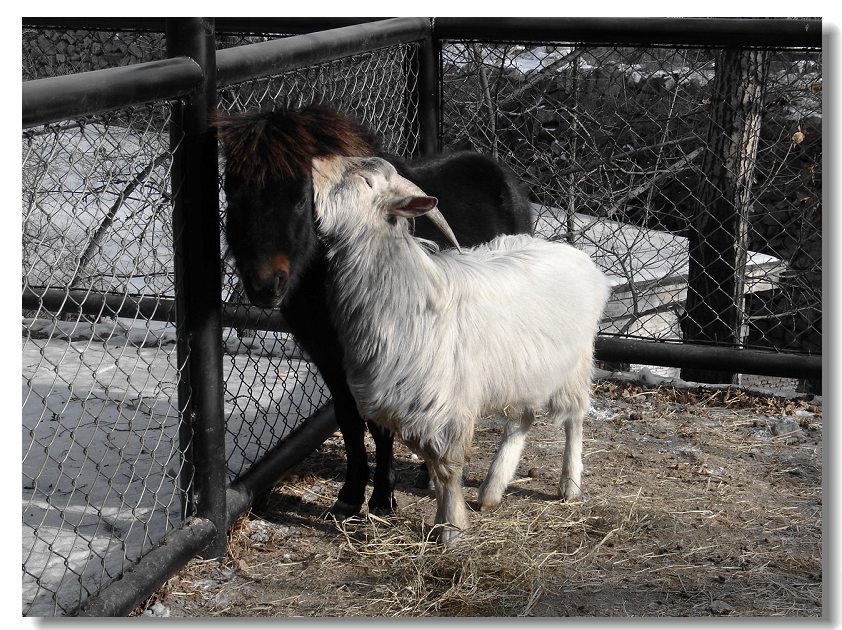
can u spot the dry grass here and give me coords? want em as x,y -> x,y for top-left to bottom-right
146,379 -> 823,617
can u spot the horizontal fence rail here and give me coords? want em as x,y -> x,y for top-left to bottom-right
75,517 -> 217,617
21,16 -> 822,618
596,337 -> 821,381
216,17 -> 430,85
23,57 -> 202,127
433,17 -> 822,47
22,288 -> 291,332
23,17 -> 387,34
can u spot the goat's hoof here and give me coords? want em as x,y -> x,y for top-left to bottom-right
558,480 -> 582,503
477,483 -> 503,511
433,524 -> 466,546
477,494 -> 502,512
326,500 -> 362,520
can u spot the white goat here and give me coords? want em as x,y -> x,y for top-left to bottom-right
312,155 -> 610,543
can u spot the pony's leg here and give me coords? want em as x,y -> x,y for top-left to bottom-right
413,462 -> 433,490
478,410 -> 534,511
367,422 -> 397,514
282,277 -> 371,519
326,383 -> 370,518
559,410 -> 585,502
429,459 -> 469,545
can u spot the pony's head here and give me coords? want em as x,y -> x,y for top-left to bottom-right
215,105 -> 378,307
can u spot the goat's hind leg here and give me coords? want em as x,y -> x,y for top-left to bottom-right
559,408 -> 585,502
478,410 -> 534,511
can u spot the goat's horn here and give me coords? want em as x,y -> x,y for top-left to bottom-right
424,207 -> 463,253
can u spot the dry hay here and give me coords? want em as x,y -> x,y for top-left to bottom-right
144,379 -> 822,617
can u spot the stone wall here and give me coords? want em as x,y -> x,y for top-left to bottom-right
23,28 -> 166,80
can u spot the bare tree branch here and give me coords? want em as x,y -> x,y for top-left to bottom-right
470,44 -> 498,161
606,147 -> 704,217
72,152 -> 171,287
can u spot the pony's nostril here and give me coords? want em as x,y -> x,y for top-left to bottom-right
273,272 -> 288,297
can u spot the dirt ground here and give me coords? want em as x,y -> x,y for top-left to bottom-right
140,377 -> 823,618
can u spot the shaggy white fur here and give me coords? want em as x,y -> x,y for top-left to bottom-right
312,156 -> 610,543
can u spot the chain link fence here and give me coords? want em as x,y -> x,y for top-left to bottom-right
22,19 -> 821,617
216,42 -> 421,480
22,22 -> 422,615
22,103 -> 188,616
439,41 -> 821,389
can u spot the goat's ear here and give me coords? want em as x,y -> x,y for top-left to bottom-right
388,195 -> 439,218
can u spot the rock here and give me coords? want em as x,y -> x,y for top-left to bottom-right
771,418 -> 801,437
37,35 -> 56,55
709,600 -> 733,615
301,484 -> 323,503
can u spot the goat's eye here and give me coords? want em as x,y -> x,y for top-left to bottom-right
357,174 -> 374,189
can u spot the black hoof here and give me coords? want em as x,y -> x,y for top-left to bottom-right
414,464 -> 434,490
326,500 -> 362,520
369,504 -> 396,517
368,494 -> 397,516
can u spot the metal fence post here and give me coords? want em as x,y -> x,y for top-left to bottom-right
418,20 -> 439,156
167,17 -> 228,558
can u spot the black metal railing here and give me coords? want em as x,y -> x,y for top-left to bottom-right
21,16 -> 822,617
434,17 -> 821,387
22,17 -> 431,617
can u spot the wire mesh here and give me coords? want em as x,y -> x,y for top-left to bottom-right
22,22 -> 821,617
22,25 -> 424,616
439,42 -> 821,385
22,104 -> 190,616
216,42 -> 422,479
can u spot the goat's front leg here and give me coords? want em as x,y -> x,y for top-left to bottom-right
429,460 -> 469,545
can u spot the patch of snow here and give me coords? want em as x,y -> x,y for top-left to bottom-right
22,318 -> 326,615
533,204 -> 782,291
142,602 -> 171,617
594,367 -> 821,405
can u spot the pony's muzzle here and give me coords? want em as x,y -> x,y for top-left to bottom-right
246,269 -> 289,307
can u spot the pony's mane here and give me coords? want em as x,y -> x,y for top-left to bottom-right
214,105 -> 379,184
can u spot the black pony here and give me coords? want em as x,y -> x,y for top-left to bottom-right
216,105 -> 533,518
